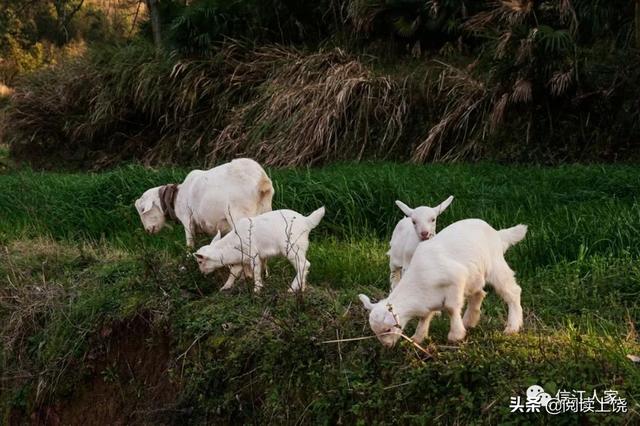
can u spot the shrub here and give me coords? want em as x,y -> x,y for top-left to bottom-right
7,41 -> 409,168
162,0 -> 345,52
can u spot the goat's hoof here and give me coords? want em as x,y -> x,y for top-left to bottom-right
220,286 -> 232,292
410,334 -> 425,344
503,325 -> 521,335
447,330 -> 466,342
463,317 -> 480,329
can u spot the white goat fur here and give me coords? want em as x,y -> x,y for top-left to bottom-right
134,158 -> 273,247
194,207 -> 325,293
361,219 -> 527,347
388,196 -> 453,288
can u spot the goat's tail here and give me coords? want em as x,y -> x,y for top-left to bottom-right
306,206 -> 326,229
256,174 -> 274,214
498,224 -> 528,252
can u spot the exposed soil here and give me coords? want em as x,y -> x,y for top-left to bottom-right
29,315 -> 181,426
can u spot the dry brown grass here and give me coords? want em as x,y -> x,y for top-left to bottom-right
6,34 -> 639,168
465,0 -> 534,32
213,46 -> 407,166
412,62 -> 492,162
7,42 -> 409,168
0,241 -> 73,372
0,239 -> 127,376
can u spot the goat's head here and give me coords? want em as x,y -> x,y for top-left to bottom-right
359,294 -> 403,347
194,231 -> 224,274
134,187 -> 167,235
395,196 -> 454,241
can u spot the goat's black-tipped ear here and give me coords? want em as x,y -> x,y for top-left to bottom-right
395,200 -> 413,217
359,294 -> 375,311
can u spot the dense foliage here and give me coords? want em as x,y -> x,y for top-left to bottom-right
2,1 -> 640,165
0,0 -> 131,83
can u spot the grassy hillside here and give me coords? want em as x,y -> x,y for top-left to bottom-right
1,163 -> 640,424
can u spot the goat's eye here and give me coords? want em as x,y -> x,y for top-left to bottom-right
432,218 -> 436,222
412,219 -> 416,224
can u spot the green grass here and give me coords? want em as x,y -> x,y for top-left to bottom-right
1,162 -> 639,424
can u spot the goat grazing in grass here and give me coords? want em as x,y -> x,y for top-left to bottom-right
388,196 -> 453,289
134,158 -> 273,248
361,219 -> 527,347
194,207 -> 325,293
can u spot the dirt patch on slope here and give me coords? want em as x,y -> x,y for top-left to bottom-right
31,315 -> 181,426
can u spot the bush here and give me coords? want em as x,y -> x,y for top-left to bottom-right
7,41 -> 410,168
160,0 -> 345,53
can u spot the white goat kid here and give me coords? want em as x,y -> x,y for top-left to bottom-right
388,196 -> 453,288
361,219 -> 527,347
134,158 -> 273,247
194,207 -> 325,293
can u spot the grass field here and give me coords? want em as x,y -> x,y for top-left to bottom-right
1,162 -> 639,424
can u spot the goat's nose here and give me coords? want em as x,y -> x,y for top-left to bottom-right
420,232 -> 430,240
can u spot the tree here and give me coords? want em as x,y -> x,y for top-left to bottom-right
636,0 -> 640,48
52,0 -> 85,44
145,0 -> 162,51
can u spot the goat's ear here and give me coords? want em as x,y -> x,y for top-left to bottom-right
137,197 -> 154,214
395,200 -> 413,217
211,230 -> 222,244
359,294 -> 375,311
436,195 -> 454,215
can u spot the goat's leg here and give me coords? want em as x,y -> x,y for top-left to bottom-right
411,311 -> 437,344
220,264 -> 243,291
288,252 -> 310,292
252,258 -> 264,293
185,226 -> 195,248
447,306 -> 466,342
389,267 -> 402,289
463,289 -> 487,329
389,257 -> 402,289
445,285 -> 467,342
489,262 -> 523,334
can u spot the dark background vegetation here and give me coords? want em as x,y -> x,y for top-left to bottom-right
1,0 -> 639,169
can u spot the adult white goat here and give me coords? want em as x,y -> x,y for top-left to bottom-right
134,158 -> 274,247
194,207 -> 325,293
360,219 -> 527,347
388,196 -> 453,288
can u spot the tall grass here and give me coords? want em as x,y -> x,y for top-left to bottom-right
7,42 -> 408,169
0,162 -> 638,274
7,38 -> 640,170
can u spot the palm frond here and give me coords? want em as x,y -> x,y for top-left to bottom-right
548,68 -> 574,96
511,78 -> 532,103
